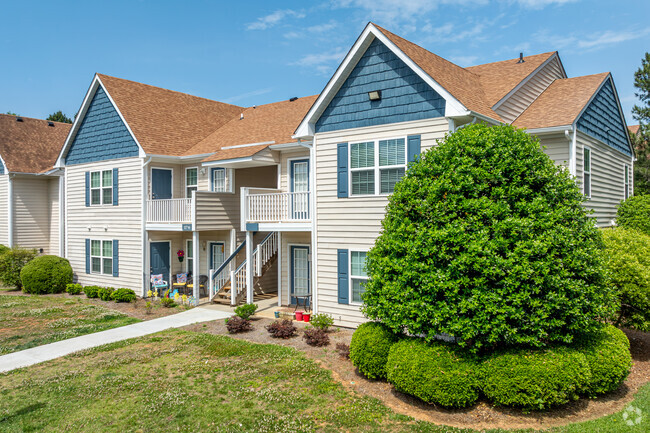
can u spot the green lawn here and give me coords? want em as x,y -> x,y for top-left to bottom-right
0,295 -> 140,354
0,330 -> 648,433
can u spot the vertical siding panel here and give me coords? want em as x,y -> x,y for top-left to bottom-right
13,177 -> 51,253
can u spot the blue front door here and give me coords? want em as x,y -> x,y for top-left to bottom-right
290,246 -> 310,305
150,241 -> 171,286
151,169 -> 172,199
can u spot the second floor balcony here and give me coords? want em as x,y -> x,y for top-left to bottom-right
242,188 -> 311,231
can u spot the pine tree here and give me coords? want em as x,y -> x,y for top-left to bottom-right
632,52 -> 650,195
46,110 -> 73,124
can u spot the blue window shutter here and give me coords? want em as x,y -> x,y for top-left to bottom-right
85,239 -> 90,274
112,168 -> 119,206
337,143 -> 348,198
113,240 -> 119,277
337,249 -> 349,304
85,172 -> 90,207
407,135 -> 421,164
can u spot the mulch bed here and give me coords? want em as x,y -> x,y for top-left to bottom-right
183,317 -> 650,431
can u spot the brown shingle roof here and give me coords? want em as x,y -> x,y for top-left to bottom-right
0,114 -> 71,173
97,74 -> 243,156
629,125 -> 640,135
372,24 -> 503,122
198,95 -> 319,162
512,73 -> 609,129
466,52 -> 558,106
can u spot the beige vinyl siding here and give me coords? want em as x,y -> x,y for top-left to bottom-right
48,178 -> 60,255
13,177 -> 51,253
576,132 -> 633,227
280,150 -> 310,192
280,232 -> 311,305
538,134 -> 570,168
314,117 -> 449,327
0,176 -> 7,246
67,157 -> 143,290
497,56 -> 565,123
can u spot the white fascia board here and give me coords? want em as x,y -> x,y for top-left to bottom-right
294,23 -> 467,138
0,154 -> 7,173
202,156 -> 255,167
525,125 -> 573,134
221,141 -> 275,150
493,53 -> 561,111
148,153 -> 216,163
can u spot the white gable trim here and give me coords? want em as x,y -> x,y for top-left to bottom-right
294,23 -> 468,138
492,52 -> 566,111
55,74 -> 146,167
0,154 -> 8,174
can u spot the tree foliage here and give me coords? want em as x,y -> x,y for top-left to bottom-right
46,110 -> 73,124
362,124 -> 612,351
632,52 -> 650,195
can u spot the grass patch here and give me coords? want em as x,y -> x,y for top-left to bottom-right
0,295 -> 140,354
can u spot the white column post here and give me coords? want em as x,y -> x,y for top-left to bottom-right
277,231 -> 282,307
245,230 -> 254,304
193,230 -> 200,305
7,175 -> 14,247
58,174 -> 65,257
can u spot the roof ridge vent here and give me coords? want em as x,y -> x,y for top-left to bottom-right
517,52 -> 525,64
240,113 -> 244,120
290,97 -> 298,102
16,116 -> 23,122
48,121 -> 54,127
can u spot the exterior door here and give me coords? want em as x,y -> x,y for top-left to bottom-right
290,245 -> 310,305
150,241 -> 171,287
209,242 -> 226,271
290,159 -> 309,220
151,168 -> 172,199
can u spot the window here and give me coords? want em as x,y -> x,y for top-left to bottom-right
350,138 -> 407,196
350,251 -> 368,304
624,164 -> 630,199
90,240 -> 113,275
186,239 -> 193,273
583,148 -> 591,198
186,167 -> 198,198
90,170 -> 113,205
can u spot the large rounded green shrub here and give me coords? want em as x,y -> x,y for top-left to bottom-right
387,338 -> 481,408
602,227 -> 650,331
0,247 -> 37,289
481,346 -> 591,410
349,322 -> 398,379
20,255 -> 73,294
362,123 -> 612,351
617,194 -> 650,236
573,324 -> 631,396
0,244 -> 9,256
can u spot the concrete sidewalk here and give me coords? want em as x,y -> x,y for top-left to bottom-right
0,307 -> 231,374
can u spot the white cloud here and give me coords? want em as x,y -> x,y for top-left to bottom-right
577,29 -> 650,50
512,0 -> 577,8
534,27 -> 650,52
291,47 -> 349,75
246,10 -> 305,31
284,21 -> 338,39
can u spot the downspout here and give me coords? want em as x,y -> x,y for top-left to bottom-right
7,174 -> 13,247
141,157 -> 152,296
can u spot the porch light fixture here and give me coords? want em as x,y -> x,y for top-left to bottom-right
368,90 -> 381,101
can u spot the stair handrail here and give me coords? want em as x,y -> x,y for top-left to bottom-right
209,239 -> 246,300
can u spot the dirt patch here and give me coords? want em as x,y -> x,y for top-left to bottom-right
183,317 -> 650,431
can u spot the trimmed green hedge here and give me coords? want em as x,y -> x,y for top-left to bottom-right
0,247 -> 37,289
387,338 -> 481,408
573,324 -> 631,396
66,283 -> 83,295
481,346 -> 591,410
98,287 -> 115,301
0,244 -> 9,256
83,285 -> 101,298
617,194 -> 650,236
20,255 -> 73,294
111,288 -> 137,303
349,322 -> 398,379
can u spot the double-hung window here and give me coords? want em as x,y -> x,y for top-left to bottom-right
186,239 -> 194,273
90,170 -> 113,205
350,138 -> 407,195
350,251 -> 368,304
186,167 -> 198,198
624,164 -> 630,199
90,240 -> 113,275
583,147 -> 591,198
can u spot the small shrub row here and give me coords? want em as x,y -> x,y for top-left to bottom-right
0,247 -> 38,289
160,298 -> 176,308
83,285 -> 101,298
111,288 -> 137,303
310,313 -> 334,331
266,319 -> 297,339
66,283 -> 83,295
303,328 -> 330,346
234,303 -> 257,320
349,323 -> 632,410
226,316 -> 252,333
82,285 -> 137,303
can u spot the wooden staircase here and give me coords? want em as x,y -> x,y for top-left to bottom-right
212,252 -> 277,305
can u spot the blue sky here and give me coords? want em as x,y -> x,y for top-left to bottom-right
1,0 -> 648,124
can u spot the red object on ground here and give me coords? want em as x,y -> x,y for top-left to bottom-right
295,311 -> 303,321
303,313 -> 311,323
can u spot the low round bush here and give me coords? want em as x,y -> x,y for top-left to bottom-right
617,194 -> 650,236
349,322 -> 398,380
386,338 -> 481,408
0,244 -> 9,256
303,328 -> 330,346
66,283 -> 83,295
98,287 -> 115,301
601,227 -> 650,331
481,346 -> 591,410
226,316 -> 252,333
160,297 -> 176,308
0,247 -> 37,289
234,303 -> 257,320
111,288 -> 137,303
20,255 -> 73,294
83,285 -> 101,298
310,313 -> 334,330
573,324 -> 631,396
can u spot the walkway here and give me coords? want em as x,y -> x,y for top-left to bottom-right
0,307 -> 231,373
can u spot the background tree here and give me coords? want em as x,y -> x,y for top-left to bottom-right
5,111 -> 18,116
632,52 -> 650,195
46,110 -> 73,124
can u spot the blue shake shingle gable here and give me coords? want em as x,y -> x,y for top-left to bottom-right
0,158 -> 4,174
577,78 -> 632,157
315,38 -> 445,133
65,86 -> 140,165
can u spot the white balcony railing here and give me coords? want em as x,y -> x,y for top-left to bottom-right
146,198 -> 193,223
245,190 -> 310,223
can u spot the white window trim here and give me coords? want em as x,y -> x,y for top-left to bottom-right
185,166 -> 198,198
349,250 -> 368,305
185,239 -> 194,274
624,163 -> 630,200
207,240 -> 226,271
90,169 -> 113,206
583,147 -> 592,199
349,136 -> 408,197
210,167 -> 234,193
90,239 -> 113,275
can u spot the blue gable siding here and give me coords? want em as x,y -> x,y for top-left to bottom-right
0,158 -> 4,174
65,86 -> 140,165
577,78 -> 632,157
315,38 -> 445,133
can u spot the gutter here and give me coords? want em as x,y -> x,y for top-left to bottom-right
7,174 -> 14,247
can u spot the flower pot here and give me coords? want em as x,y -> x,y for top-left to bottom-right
295,311 -> 303,321
178,257 -> 184,263
274,311 -> 280,318
303,313 -> 311,323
